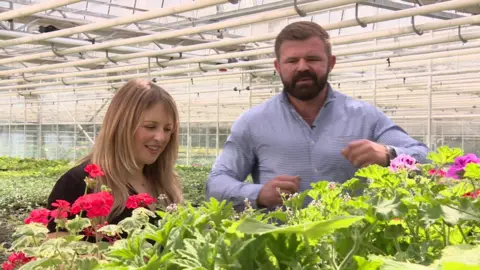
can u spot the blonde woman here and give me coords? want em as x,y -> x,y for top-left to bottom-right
46,79 -> 183,239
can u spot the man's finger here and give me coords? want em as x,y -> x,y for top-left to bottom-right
276,175 -> 300,181
275,181 -> 299,194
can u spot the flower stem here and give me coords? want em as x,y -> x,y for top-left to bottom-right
457,224 -> 469,244
469,179 -> 476,193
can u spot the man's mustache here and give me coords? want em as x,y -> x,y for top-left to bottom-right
292,71 -> 318,85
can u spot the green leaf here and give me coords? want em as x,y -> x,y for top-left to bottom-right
433,244 -> 480,267
368,255 -> 430,270
355,165 -> 391,182
427,146 -> 463,166
373,195 -> 408,221
464,163 -> 480,179
17,258 -> 63,270
236,215 -> 363,239
354,256 -> 383,270
440,205 -> 480,225
65,215 -> 91,234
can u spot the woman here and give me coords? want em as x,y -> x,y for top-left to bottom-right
46,79 -> 183,239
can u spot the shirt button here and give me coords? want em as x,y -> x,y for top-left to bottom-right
311,141 -> 315,145
314,168 -> 318,173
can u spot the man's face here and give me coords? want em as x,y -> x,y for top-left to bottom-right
274,37 -> 336,101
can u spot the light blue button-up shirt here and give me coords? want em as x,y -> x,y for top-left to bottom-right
206,84 -> 429,209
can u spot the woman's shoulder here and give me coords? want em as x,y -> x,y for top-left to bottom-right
58,161 -> 90,185
47,161 -> 91,206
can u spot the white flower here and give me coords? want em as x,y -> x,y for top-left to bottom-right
327,182 -> 336,190
166,203 -> 177,212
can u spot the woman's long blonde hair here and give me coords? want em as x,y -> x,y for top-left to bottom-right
81,78 -> 183,221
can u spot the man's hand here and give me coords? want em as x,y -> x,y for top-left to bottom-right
257,175 -> 300,208
341,139 -> 389,168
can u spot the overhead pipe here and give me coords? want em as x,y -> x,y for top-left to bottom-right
0,0 -> 231,48
6,25 -> 480,92
0,29 -> 211,61
0,0 -> 82,22
3,0 -> 479,70
2,2 -> 480,81
0,0 -> 364,66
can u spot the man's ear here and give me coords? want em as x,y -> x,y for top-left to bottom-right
274,58 -> 280,73
328,55 -> 336,72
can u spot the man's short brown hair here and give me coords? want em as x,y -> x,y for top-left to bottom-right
274,21 -> 332,59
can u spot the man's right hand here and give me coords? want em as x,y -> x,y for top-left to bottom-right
256,175 -> 300,208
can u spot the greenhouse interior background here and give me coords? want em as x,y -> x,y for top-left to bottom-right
0,0 -> 479,166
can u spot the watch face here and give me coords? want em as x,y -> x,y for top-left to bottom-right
389,147 -> 397,158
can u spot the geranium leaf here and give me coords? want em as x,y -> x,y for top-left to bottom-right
236,216 -> 363,239
427,146 -> 464,166
464,163 -> 480,179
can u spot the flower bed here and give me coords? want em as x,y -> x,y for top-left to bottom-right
2,146 -> 480,269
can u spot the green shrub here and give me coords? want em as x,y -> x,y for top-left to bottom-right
2,146 -> 480,269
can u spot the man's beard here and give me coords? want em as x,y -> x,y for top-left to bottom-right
282,70 -> 329,101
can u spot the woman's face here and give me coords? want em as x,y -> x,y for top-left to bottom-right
133,102 -> 174,167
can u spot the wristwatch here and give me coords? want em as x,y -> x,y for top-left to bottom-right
385,145 -> 397,163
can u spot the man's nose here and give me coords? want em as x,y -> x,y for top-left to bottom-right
297,58 -> 309,71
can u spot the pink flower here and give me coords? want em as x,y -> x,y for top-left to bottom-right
24,208 -> 51,225
84,164 -> 104,178
50,200 -> 70,219
126,193 -> 156,209
446,153 -> 480,179
71,191 -> 114,218
389,154 -> 417,172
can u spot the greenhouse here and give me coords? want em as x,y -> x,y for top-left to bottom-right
0,0 -> 479,269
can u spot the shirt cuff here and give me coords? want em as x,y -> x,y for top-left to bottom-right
238,183 -> 264,210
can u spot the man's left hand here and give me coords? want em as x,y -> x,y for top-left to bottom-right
341,139 -> 389,168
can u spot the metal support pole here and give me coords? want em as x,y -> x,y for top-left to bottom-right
373,38 -> 377,106
38,101 -> 42,159
74,100 -> 77,161
147,57 -> 151,79
23,101 -> 26,158
8,96 -> 11,156
53,93 -> 94,145
216,79 -> 220,157
56,94 -> 59,159
461,121 -> 464,150
187,80 -> 191,165
206,127 -> 209,155
249,74 -> 252,108
427,59 -> 432,149
93,89 -> 97,142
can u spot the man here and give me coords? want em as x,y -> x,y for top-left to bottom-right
206,21 -> 429,210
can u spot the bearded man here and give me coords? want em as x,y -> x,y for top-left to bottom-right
206,21 -> 429,210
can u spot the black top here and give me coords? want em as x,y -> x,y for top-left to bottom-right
46,162 -> 159,242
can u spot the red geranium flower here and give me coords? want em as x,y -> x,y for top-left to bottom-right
24,208 -> 51,225
84,164 -> 104,178
71,191 -> 114,218
428,169 -> 446,177
462,190 -> 480,199
2,252 -> 35,270
50,200 -> 71,219
126,193 -> 156,209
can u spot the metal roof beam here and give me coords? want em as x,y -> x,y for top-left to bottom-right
362,0 -> 465,20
